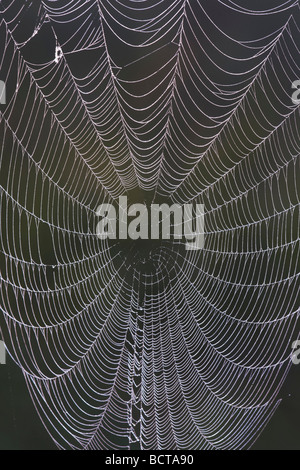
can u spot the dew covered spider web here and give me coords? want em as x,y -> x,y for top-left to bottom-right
0,0 -> 299,450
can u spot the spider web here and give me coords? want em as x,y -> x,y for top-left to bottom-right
0,0 -> 299,450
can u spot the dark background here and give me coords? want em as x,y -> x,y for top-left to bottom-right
0,354 -> 299,450
0,0 -> 299,451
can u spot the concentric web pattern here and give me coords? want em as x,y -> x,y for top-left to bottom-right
0,0 -> 299,450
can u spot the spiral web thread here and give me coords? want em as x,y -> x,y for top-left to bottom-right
0,0 -> 299,450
